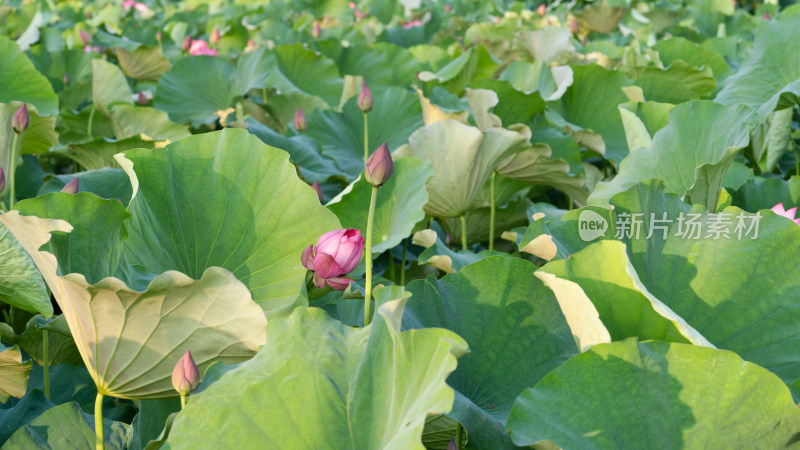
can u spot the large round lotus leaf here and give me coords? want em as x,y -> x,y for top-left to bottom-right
327,158 -> 433,255
590,100 -> 753,211
652,37 -> 732,82
118,128 -> 341,315
394,119 -> 529,218
507,339 -> 800,449
0,220 -> 50,316
715,15 -> 800,121
154,56 -> 239,126
108,104 -> 190,142
3,402 -> 128,449
403,257 -> 584,449
0,35 -> 57,116
0,212 -> 268,400
305,86 -> 423,177
163,300 -> 468,449
730,176 -> 800,213
92,59 -> 132,117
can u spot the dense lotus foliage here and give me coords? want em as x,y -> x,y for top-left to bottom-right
1,0 -> 800,449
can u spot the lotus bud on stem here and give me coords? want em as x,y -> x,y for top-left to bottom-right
358,81 -> 373,164
210,27 -> 221,45
7,104 -> 28,209
61,178 -> 79,194
95,390 -> 104,450
172,349 -> 200,408
363,142 -> 393,326
294,108 -> 308,132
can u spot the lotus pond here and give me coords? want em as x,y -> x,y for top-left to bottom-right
1,0 -> 800,448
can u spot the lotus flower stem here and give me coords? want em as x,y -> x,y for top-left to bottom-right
42,329 -> 50,399
8,133 -> 19,209
364,185 -> 378,326
388,252 -> 395,281
262,88 -> 268,105
460,215 -> 467,251
87,105 -> 96,139
489,171 -> 496,251
180,392 -> 187,409
794,149 -> 799,176
363,113 -> 369,165
95,391 -> 104,450
400,239 -> 407,286
455,422 -> 464,448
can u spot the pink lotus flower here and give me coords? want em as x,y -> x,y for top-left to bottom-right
61,178 -> 79,195
171,350 -> 199,395
302,229 -> 364,290
403,19 -> 422,29
123,0 -> 151,12
762,12 -> 770,20
83,45 -> 101,53
189,39 -> 218,56
771,203 -> 800,226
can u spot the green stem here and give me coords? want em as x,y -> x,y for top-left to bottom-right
8,133 -> 19,209
460,215 -> 467,251
87,105 -> 96,139
489,171 -> 496,251
364,185 -> 378,327
568,196 -> 574,210
42,329 -> 50,399
180,393 -> 186,409
262,88 -> 268,105
794,148 -> 799,177
95,391 -> 104,450
387,251 -> 395,282
455,422 -> 464,449
400,239 -> 407,286
363,112 -> 369,165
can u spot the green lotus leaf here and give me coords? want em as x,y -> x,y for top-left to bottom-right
541,240 -> 713,346
518,206 -> 616,260
127,398 -> 180,450
417,47 -> 497,97
0,35 -> 57,116
328,158 -> 434,254
394,119 -> 529,218
498,60 -> 573,101
547,64 -> 632,163
652,37 -> 732,82
412,230 -> 509,274
470,79 -> 546,126
730,176 -> 800,212
38,168 -> 134,203
0,391 -> 54,445
27,47 -> 94,92
751,107 -> 794,173
57,106 -> 115,144
13,315 -> 82,367
0,219 -> 50,316
264,44 -> 344,107
51,137 -> 154,171
117,46 -> 171,81
0,345 -> 32,404
715,15 -> 800,121
92,59 -> 132,117
637,61 -> 716,100
3,402 -> 129,449
618,100 -> 674,153
507,339 -> 800,449
108,104 -> 191,142
442,195 -> 533,247
496,144 -> 587,203
305,86 -> 423,177
0,211 -> 267,399
514,27 -> 575,65
402,257 -> 586,449
589,100 -> 754,211
154,56 -> 238,126
119,128 -> 341,315
162,300 -> 468,449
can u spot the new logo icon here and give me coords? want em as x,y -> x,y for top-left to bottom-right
578,210 -> 608,241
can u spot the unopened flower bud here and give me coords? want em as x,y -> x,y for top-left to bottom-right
447,437 -> 458,450
79,30 -> 91,45
61,178 -> 79,194
181,35 -> 192,52
762,12 -> 770,19
364,142 -> 393,187
0,167 -> 5,193
171,350 -> 200,395
312,229 -> 364,279
312,21 -> 321,39
12,104 -> 28,134
63,73 -> 70,86
210,27 -> 221,45
537,3 -> 546,15
445,3 -> 452,13
357,81 -> 373,113
311,181 -> 323,203
137,91 -> 147,106
294,108 -> 308,132
156,30 -> 162,43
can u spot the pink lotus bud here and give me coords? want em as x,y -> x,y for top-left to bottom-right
537,3 -> 546,15
79,30 -> 91,45
569,19 -> 579,34
122,0 -> 135,10
181,35 -> 192,52
771,203 -> 800,226
312,229 -> 364,279
357,81 -> 373,113
210,28 -> 221,45
445,3 -> 452,13
245,38 -> 256,52
63,73 -> 70,85
294,108 -> 308,132
0,167 -> 5,193
349,1 -> 356,8
171,350 -> 200,395
301,244 -> 315,270
762,12 -> 770,19
156,31 -> 162,43
447,437 -> 458,450
311,181 -> 323,202
61,178 -> 79,194
137,91 -> 147,106
312,21 -> 322,39
364,142 -> 393,187
12,104 -> 28,134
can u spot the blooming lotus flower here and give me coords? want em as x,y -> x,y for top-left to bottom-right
357,81 -> 373,113
301,229 -> 364,290
12,104 -> 28,133
83,45 -> 101,53
365,141 -> 393,187
403,19 -> 422,29
61,178 -> 79,194
293,108 -> 308,132
771,203 -> 800,226
171,350 -> 200,395
189,39 -> 218,56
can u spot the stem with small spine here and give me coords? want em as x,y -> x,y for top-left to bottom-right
43,329 -> 50,399
363,112 -> 369,164
8,133 -> 19,209
460,215 -> 467,251
364,186 -> 378,326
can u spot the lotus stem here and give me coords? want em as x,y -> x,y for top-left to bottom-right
364,185 -> 378,326
489,171 -> 496,251
460,215 -> 467,251
262,88 -> 268,105
363,112 -> 369,165
42,329 -> 50,399
400,238 -> 407,286
387,252 -> 395,282
180,392 -> 186,409
455,422 -> 464,449
87,105 -> 96,139
795,148 -> 799,177
95,391 -> 104,450
8,133 -> 19,209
